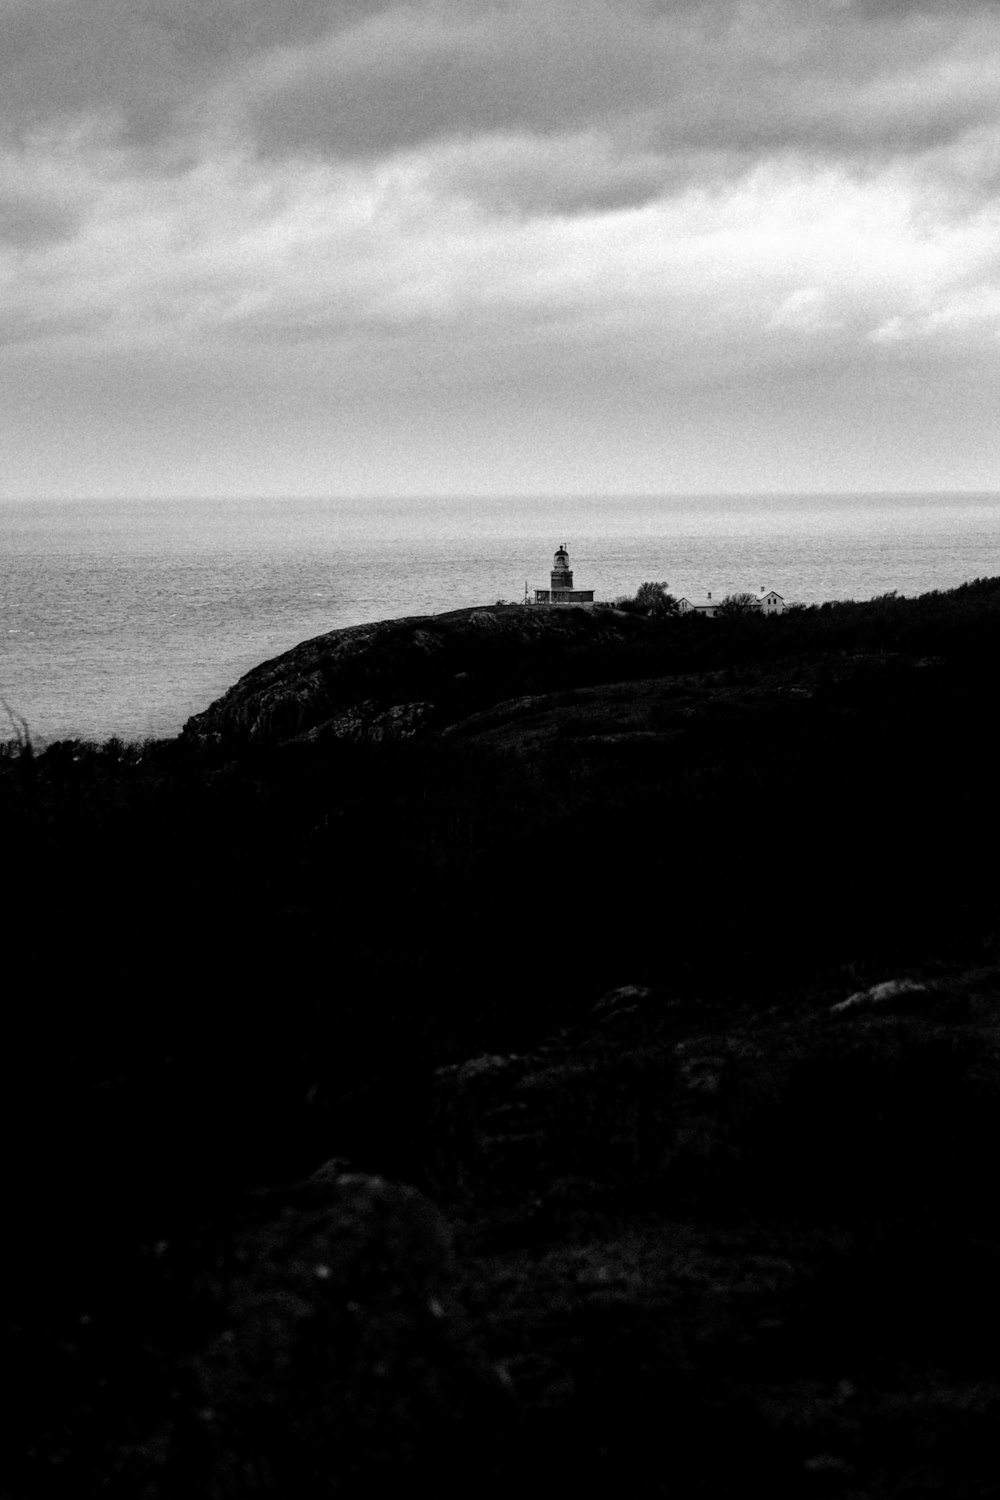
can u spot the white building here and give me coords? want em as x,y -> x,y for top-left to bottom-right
757,588 -> 786,614
674,587 -> 787,617
675,592 -> 720,617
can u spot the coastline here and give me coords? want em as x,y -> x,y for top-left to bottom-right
4,491 -> 1000,743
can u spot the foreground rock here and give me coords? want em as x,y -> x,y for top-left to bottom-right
10,1171 -> 510,1500
192,1171 -> 510,1498
182,605 -> 660,747
7,964 -> 1000,1498
425,966 -> 1000,1497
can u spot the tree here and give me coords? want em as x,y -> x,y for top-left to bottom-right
632,581 -> 680,617
716,591 -> 760,617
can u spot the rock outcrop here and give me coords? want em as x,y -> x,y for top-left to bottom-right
182,605 -> 660,747
191,1170 -> 510,1498
424,968 -> 1000,1496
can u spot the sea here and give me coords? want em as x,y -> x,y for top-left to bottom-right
3,492 -> 999,744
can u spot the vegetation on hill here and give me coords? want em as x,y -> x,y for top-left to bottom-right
4,578 -> 1000,1497
716,588 -> 762,614
613,579 -> 679,615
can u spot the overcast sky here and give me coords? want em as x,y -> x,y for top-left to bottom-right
2,0 -> 999,498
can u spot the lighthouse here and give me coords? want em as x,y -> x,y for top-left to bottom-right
530,544 -> 595,605
551,544 -> 574,591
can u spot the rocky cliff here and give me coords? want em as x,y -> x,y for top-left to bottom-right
182,604 -> 661,746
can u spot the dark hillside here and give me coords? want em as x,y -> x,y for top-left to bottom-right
183,577 -> 1000,747
4,579 -> 1000,1498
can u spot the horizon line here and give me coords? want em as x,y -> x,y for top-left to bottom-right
3,488 -> 999,505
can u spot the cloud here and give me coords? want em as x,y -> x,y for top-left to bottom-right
868,283 -> 1000,345
767,287 -> 839,334
0,192 -> 80,249
228,2 -> 678,159
213,0 -> 1000,181
419,130 -> 678,216
0,0 -> 355,147
2,0 -> 999,501
5,1 -> 1000,183
4,115 -> 997,388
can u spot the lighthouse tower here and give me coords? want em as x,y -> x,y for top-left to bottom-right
551,544 -> 574,591
530,543 -> 595,605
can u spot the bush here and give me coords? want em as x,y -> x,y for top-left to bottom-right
716,591 -> 760,617
617,581 -> 679,617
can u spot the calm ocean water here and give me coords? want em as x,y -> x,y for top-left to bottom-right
3,493 -> 999,743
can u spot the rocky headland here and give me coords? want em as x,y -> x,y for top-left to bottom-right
181,602 -> 665,746
5,581 -> 1000,1497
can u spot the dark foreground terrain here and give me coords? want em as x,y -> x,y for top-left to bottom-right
4,583 -> 1000,1497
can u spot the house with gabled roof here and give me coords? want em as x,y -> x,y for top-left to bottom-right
675,593 -> 720,617
674,588 -> 787,617
757,588 -> 786,614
